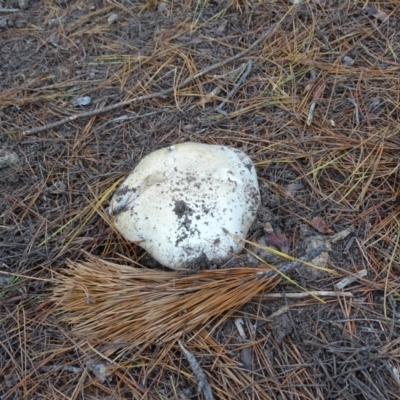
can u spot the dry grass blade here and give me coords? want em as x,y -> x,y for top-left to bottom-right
51,256 -> 279,353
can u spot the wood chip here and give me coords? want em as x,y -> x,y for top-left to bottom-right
335,269 -> 368,290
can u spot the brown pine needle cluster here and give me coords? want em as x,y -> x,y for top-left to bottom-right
51,256 -> 279,353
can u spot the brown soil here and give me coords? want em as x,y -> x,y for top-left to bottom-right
1,0 -> 400,399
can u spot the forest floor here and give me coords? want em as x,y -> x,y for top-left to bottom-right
1,0 -> 400,399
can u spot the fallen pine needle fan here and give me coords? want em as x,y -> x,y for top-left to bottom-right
51,246 -> 325,354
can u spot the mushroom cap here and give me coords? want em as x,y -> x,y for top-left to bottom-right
110,142 -> 260,269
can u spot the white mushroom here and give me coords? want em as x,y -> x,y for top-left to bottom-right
110,142 -> 260,269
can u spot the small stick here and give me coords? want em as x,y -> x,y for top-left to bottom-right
234,318 -> 247,339
212,63 -> 246,80
216,59 -> 253,115
329,228 -> 353,244
100,109 -> 168,127
348,98 -> 360,124
306,101 -> 317,126
259,291 -> 354,299
256,290 -> 353,331
178,341 -> 214,400
258,244 -> 326,278
0,8 -> 19,12
22,25 -> 277,136
306,69 -> 318,126
334,269 -> 368,290
268,305 -> 290,319
344,236 -> 356,253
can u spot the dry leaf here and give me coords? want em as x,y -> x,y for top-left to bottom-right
311,216 -> 333,234
312,80 -> 326,101
366,7 -> 389,23
263,224 -> 290,253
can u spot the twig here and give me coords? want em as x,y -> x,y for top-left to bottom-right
212,63 -> 246,80
344,236 -> 356,253
256,290 -> 353,330
0,8 -> 19,12
258,244 -> 326,278
329,228 -> 353,244
22,26 -> 277,136
306,69 -> 318,126
234,318 -> 247,339
216,59 -> 253,115
268,305 -> 290,319
178,341 -> 214,400
306,101 -> 317,126
335,269 -> 368,290
306,77 -> 326,126
203,63 -> 246,104
348,98 -> 360,124
259,290 -> 354,299
100,109 -> 168,128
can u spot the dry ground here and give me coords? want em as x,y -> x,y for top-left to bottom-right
1,0 -> 400,399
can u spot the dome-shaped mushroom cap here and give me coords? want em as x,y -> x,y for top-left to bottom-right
110,142 -> 260,269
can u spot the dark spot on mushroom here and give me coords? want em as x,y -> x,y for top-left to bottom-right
173,200 -> 193,218
202,205 -> 210,214
244,162 -> 253,172
173,199 -> 197,233
111,187 -> 137,216
175,231 -> 189,246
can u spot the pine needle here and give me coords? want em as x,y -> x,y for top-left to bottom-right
51,256 -> 280,354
